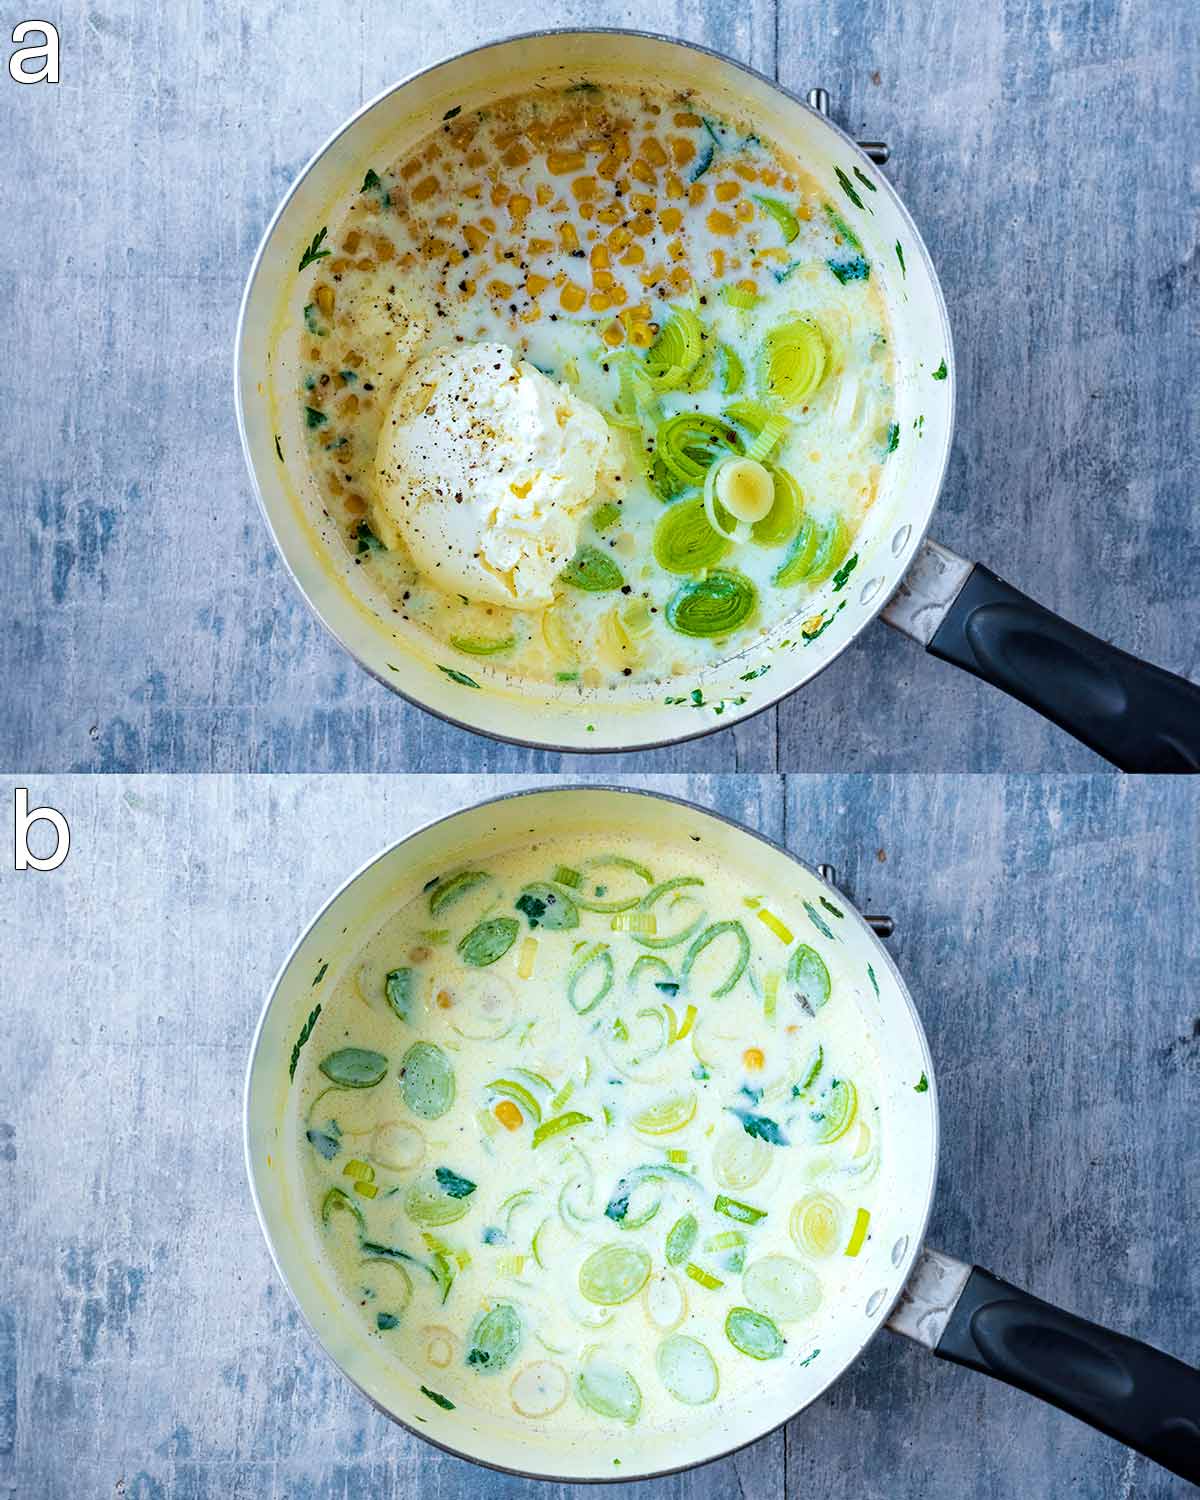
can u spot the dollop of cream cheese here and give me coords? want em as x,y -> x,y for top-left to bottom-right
372,342 -> 622,609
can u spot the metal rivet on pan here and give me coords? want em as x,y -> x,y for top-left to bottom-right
859,575 -> 884,606
891,1235 -> 909,1266
866,1287 -> 888,1317
891,523 -> 912,556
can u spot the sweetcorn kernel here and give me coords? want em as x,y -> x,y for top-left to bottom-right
560,281 -> 587,312
547,148 -> 585,173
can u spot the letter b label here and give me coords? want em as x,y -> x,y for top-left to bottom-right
14,787 -> 70,871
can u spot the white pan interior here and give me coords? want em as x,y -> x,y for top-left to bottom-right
244,786 -> 938,1481
236,30 -> 955,752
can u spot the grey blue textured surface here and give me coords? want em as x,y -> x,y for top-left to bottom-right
2,0 -> 1197,773
2,772 -> 1197,1497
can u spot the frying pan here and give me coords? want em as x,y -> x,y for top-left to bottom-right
234,30 -> 1200,771
243,785 -> 1200,1484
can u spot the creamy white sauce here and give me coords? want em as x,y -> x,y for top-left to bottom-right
293,831 -> 885,1441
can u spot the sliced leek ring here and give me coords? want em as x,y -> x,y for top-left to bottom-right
653,496 -> 730,576
759,318 -> 828,406
714,457 -> 775,523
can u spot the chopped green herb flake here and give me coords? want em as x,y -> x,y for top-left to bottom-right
304,406 -> 327,428
362,168 -> 381,192
438,665 -> 480,689
819,896 -> 844,919
915,1072 -> 929,1093
885,423 -> 900,454
832,554 -> 858,592
932,358 -> 948,380
803,900 -> 836,941
312,962 -> 328,986
420,1386 -> 455,1410
828,256 -> 870,285
834,166 -> 865,210
297,227 -> 331,273
730,1109 -> 788,1146
852,165 -> 877,193
895,241 -> 906,276
435,1166 -> 477,1198
274,434 -> 284,461
376,1311 -> 400,1330
353,520 -> 384,554
867,963 -> 879,996
288,1003 -> 321,1081
442,104 -> 462,121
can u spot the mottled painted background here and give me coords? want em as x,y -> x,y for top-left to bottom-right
2,773 -> 1197,1497
2,0 -> 1197,773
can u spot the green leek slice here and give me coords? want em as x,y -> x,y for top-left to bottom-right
575,1356 -> 642,1424
790,1193 -> 843,1258
653,412 -> 743,486
399,1041 -> 456,1119
515,882 -> 580,930
457,916 -> 519,967
653,496 -> 730,575
656,1334 -> 719,1404
643,307 -> 705,390
752,195 -> 800,243
384,968 -> 413,1023
774,518 -> 820,586
428,870 -> 490,917
532,1111 -> 592,1148
450,633 -> 515,655
571,854 -> 656,913
803,516 -> 852,586
742,1255 -> 820,1323
814,1078 -> 858,1143
318,1049 -> 388,1088
759,318 -> 828,406
403,1174 -> 473,1226
579,1243 -> 652,1305
591,501 -> 621,532
724,399 -> 773,436
719,342 -> 745,395
633,876 -> 707,951
559,544 -> 624,592
467,1302 -> 523,1372
685,1262 -> 723,1291
568,942 -> 614,1013
844,1206 -> 871,1256
753,468 -> 803,547
725,1306 -> 785,1359
665,1213 -> 699,1267
321,1186 -> 365,1233
632,1091 -> 697,1134
713,1193 -> 767,1225
787,943 -> 832,1011
681,920 -> 750,997
745,413 -> 791,465
666,571 -> 757,638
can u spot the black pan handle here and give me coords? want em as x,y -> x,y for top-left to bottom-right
926,563 -> 1200,772
935,1265 -> 1200,1483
